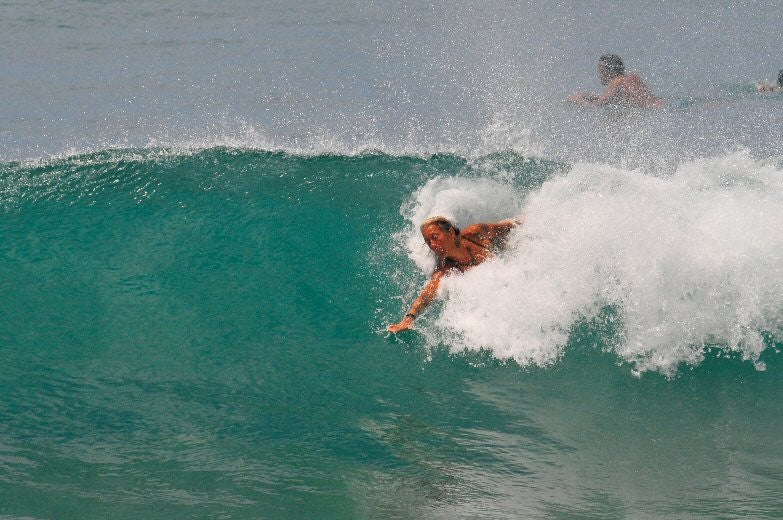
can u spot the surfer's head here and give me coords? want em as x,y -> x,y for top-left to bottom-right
420,216 -> 460,236
598,54 -> 624,85
777,69 -> 783,87
420,216 -> 460,255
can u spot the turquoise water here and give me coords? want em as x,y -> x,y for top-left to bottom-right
3,1 -> 783,518
2,149 -> 783,518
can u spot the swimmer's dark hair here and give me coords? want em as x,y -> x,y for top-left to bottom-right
778,69 -> 783,87
420,216 -> 460,235
599,54 -> 625,79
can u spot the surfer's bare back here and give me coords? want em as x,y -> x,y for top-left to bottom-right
568,54 -> 665,108
387,216 -> 521,333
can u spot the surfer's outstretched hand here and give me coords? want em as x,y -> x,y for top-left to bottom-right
387,316 -> 414,333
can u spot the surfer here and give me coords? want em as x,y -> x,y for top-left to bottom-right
756,69 -> 782,93
568,54 -> 665,107
387,216 -> 521,333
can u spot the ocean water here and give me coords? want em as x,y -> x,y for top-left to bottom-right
2,1 -> 783,518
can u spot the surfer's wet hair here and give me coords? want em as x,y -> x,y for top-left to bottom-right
778,69 -> 783,87
599,54 -> 625,79
420,216 -> 460,235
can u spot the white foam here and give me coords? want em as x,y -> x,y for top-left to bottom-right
401,150 -> 783,374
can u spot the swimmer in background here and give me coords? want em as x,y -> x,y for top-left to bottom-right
756,69 -> 782,93
569,54 -> 666,108
387,216 -> 521,333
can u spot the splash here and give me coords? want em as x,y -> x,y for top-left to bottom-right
402,150 -> 783,374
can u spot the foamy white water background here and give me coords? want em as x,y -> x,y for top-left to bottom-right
401,151 -> 783,374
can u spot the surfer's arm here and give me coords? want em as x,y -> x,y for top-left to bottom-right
462,217 -> 522,245
568,92 -> 600,105
570,79 -> 623,106
586,85 -> 620,106
489,217 -> 523,238
387,270 -> 445,333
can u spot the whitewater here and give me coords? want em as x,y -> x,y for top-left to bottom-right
399,151 -> 783,374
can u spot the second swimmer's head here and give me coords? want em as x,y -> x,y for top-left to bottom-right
598,54 -> 625,85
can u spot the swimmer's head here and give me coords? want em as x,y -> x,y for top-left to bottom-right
420,216 -> 460,236
778,69 -> 783,87
420,216 -> 463,255
598,54 -> 624,85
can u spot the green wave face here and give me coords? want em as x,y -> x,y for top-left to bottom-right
2,147 -> 783,519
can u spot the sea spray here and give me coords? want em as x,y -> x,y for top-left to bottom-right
401,150 -> 783,374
